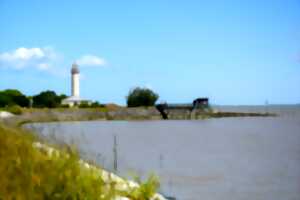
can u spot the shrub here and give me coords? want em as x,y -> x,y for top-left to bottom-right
5,105 -> 23,115
126,87 -> 159,107
131,174 -> 160,199
59,104 -> 70,108
78,101 -> 105,109
90,101 -> 104,108
78,101 -> 90,108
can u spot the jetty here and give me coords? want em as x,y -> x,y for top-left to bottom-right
156,98 -> 209,119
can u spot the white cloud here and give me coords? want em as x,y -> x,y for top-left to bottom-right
0,48 -> 107,77
76,55 -> 106,67
0,48 -> 44,61
0,47 -> 58,70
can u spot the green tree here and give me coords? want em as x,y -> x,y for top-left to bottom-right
57,94 -> 67,103
126,87 -> 159,107
2,89 -> 23,96
33,91 -> 65,108
91,101 -> 103,108
0,89 -> 29,107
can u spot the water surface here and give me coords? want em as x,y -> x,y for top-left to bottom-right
26,106 -> 300,200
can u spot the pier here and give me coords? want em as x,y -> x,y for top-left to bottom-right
156,98 -> 209,119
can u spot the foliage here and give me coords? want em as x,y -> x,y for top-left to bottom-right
0,94 -> 11,107
130,175 -> 160,200
0,89 -> 30,107
78,101 -> 105,108
78,101 -> 91,108
4,105 -> 23,115
58,94 -> 67,102
59,104 -> 70,108
0,124 -> 160,200
91,101 -> 104,108
33,91 -> 66,108
126,87 -> 159,107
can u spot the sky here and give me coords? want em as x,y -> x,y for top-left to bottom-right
0,0 -> 299,105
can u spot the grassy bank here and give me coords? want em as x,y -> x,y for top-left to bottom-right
0,123 -> 161,200
2,107 -> 163,127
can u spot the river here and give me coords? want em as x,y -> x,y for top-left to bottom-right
25,105 -> 300,200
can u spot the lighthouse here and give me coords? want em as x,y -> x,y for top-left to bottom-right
61,62 -> 91,107
71,62 -> 80,97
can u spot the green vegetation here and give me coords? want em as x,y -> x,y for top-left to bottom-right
0,123 -> 160,200
3,105 -> 23,115
0,89 -> 29,107
0,88 -> 105,109
126,87 -> 159,107
0,89 -> 29,115
78,101 -> 90,108
0,89 -> 67,109
32,91 -> 66,108
91,101 -> 105,108
78,101 -> 104,108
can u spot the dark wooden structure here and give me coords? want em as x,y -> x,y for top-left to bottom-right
193,98 -> 209,108
156,98 -> 209,119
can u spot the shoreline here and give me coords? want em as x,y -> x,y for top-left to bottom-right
1,107 -> 276,127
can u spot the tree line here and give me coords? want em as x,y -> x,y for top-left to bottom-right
0,87 -> 160,109
0,89 -> 68,108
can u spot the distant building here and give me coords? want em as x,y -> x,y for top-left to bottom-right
62,63 -> 91,107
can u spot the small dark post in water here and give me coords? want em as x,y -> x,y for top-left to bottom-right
159,154 -> 164,169
113,135 -> 118,172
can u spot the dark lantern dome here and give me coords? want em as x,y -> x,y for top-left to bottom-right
71,62 -> 80,74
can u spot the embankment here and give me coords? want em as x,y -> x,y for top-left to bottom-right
1,107 -> 275,127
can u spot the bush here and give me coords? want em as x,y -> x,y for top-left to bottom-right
90,101 -> 104,108
126,87 -> 159,107
77,101 -> 105,108
78,101 -> 90,108
59,104 -> 70,108
5,105 -> 23,115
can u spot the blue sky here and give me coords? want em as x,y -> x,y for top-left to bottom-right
0,0 -> 299,105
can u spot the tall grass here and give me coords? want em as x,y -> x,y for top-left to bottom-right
0,124 -> 160,200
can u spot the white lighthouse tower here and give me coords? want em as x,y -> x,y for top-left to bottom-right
62,62 -> 91,107
71,62 -> 80,97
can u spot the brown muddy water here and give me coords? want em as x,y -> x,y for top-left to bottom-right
25,105 -> 300,200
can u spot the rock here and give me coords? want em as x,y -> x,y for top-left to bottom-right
0,111 -> 14,118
